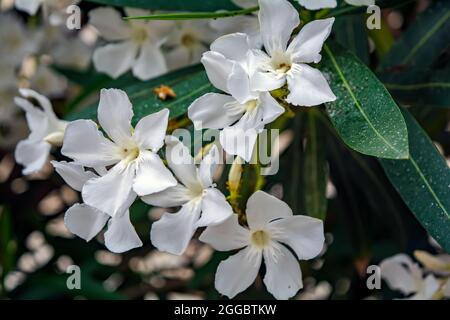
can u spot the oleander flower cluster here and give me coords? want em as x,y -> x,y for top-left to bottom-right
379,250 -> 450,300
8,0 -> 446,303
9,0 -> 333,299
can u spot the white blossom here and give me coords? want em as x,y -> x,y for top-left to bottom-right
89,7 -> 173,80
30,65 -> 68,98
234,0 -> 375,11
380,254 -> 441,300
61,88 -> 177,217
250,0 -> 336,107
15,0 -> 81,25
188,33 -> 284,162
200,191 -> 325,299
165,20 -> 218,70
143,136 -> 233,255
52,161 -> 143,253
0,14 -> 38,67
15,89 -> 68,175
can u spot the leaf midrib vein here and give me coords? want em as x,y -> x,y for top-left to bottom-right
409,157 -> 450,219
324,45 -> 401,155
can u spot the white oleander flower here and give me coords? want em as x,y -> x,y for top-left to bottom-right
200,191 -> 325,299
380,254 -> 441,300
250,0 -> 336,107
143,136 -> 233,255
30,65 -> 68,98
51,36 -> 93,70
234,0 -> 374,11
89,7 -> 173,80
165,20 -> 218,70
0,14 -> 38,67
188,33 -> 284,162
61,88 -> 177,217
14,89 -> 68,175
210,16 -> 261,49
52,161 -> 143,253
15,0 -> 80,24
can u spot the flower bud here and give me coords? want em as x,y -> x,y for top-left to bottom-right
44,130 -> 65,147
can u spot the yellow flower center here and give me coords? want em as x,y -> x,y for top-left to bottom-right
131,27 -> 149,44
181,33 -> 197,47
122,147 -> 140,164
271,52 -> 292,74
250,230 -> 271,249
245,100 -> 258,112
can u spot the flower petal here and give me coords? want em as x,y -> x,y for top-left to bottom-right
64,204 -> 109,242
14,97 -> 48,140
15,139 -> 51,175
246,191 -> 292,230
196,188 -> 233,228
133,108 -> 169,151
227,63 -> 254,104
150,202 -> 201,255
345,0 -> 374,6
210,15 -> 262,49
132,43 -> 167,80
51,161 -> 97,192
298,0 -> 337,10
141,184 -> 192,208
93,41 -> 138,79
89,7 -> 131,41
444,279 -> 450,298
380,254 -> 423,295
286,63 -> 336,107
259,0 -> 300,55
104,211 -> 143,253
198,145 -> 220,188
15,0 -> 41,15
232,0 -> 257,9
407,274 -> 440,300
287,18 -> 335,64
188,93 -> 244,130
215,246 -> 261,299
82,161 -> 137,217
219,124 -> 258,163
98,89 -> 133,146
249,50 -> 286,92
133,150 -> 177,196
61,120 -> 122,167
18,88 -> 59,124
165,136 -> 199,190
199,214 -> 250,251
201,51 -> 234,94
269,215 -> 324,260
211,32 -> 251,64
259,92 -> 285,125
166,46 -> 190,70
263,241 -> 303,300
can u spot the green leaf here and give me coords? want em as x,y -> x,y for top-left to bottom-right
124,7 -> 258,20
84,0 -> 238,11
380,0 -> 450,70
321,42 -> 409,159
383,67 -> 450,108
302,110 -> 328,220
67,64 -> 214,123
380,109 -> 450,253
0,207 -> 16,293
334,14 -> 369,65
52,65 -> 136,112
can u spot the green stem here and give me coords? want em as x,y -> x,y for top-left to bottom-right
124,6 -> 259,21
